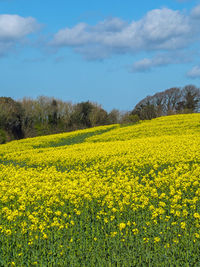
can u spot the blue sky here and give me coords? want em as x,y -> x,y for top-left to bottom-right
0,0 -> 200,111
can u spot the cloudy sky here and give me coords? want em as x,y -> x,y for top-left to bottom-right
0,0 -> 200,111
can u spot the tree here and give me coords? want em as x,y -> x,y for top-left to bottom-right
48,99 -> 58,126
70,101 -> 94,128
107,109 -> 120,124
89,103 -> 108,127
120,111 -> 140,124
0,129 -> 6,144
0,97 -> 24,140
132,85 -> 200,120
181,85 -> 200,113
132,100 -> 157,120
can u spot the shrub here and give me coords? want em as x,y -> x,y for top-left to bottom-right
129,114 -> 140,123
0,129 -> 6,144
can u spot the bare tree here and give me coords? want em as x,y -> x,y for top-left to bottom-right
132,85 -> 200,119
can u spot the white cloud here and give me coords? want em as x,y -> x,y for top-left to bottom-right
187,65 -> 200,78
131,55 -> 173,72
51,7 -> 196,60
190,5 -> 200,19
0,14 -> 39,56
131,52 -> 192,72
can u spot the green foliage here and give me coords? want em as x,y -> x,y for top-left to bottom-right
132,102 -> 157,120
71,101 -> 95,127
19,97 -> 112,139
0,97 -> 24,140
0,129 -> 6,144
129,114 -> 140,123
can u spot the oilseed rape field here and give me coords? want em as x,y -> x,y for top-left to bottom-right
0,114 -> 200,266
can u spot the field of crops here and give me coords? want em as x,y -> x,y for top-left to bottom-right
0,113 -> 200,266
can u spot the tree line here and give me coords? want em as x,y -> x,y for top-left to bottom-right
131,85 -> 200,120
0,84 -> 200,143
0,96 -> 123,143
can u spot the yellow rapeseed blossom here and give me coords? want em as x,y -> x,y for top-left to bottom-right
154,237 -> 161,243
0,114 -> 199,265
119,223 -> 126,231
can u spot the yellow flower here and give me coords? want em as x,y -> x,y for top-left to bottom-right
43,233 -> 48,239
181,222 -> 186,229
182,209 -> 188,217
127,221 -> 131,226
5,229 -> 11,235
154,237 -> 160,243
104,218 -> 108,223
110,231 -> 117,237
194,213 -> 200,219
119,223 -> 126,231
132,228 -> 139,235
195,233 -> 200,239
55,211 -> 61,216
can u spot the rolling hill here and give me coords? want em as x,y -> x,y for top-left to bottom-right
0,113 -> 200,266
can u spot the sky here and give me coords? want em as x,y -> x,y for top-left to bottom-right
0,0 -> 200,111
